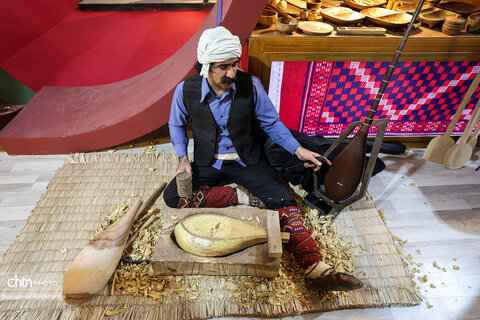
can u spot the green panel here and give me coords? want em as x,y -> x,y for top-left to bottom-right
0,68 -> 36,105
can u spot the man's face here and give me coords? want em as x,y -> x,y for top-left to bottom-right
208,57 -> 240,92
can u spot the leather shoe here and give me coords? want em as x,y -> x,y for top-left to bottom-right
306,267 -> 363,292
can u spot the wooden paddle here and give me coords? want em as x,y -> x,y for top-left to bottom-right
63,183 -> 167,305
443,99 -> 480,169
174,213 -> 290,257
323,0 -> 427,203
62,199 -> 143,305
423,71 -> 480,163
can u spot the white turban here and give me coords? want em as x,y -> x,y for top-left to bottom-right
197,26 -> 242,78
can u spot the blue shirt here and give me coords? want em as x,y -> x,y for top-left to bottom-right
168,75 -> 300,169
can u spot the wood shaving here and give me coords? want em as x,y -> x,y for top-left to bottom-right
378,208 -> 385,220
426,301 -> 433,308
462,220 -> 468,227
59,248 -> 68,254
105,304 -> 128,316
430,284 -> 436,289
417,275 -> 427,283
433,261 -> 441,269
148,168 -> 156,171
453,265 -> 460,270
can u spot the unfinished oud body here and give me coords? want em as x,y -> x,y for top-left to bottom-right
62,200 -> 142,305
174,214 -> 269,257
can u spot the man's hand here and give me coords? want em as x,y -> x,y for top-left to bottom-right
294,146 -> 332,172
176,156 -> 192,175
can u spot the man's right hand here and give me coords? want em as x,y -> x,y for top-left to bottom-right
176,156 -> 192,175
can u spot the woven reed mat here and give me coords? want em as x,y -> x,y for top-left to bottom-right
0,153 -> 421,319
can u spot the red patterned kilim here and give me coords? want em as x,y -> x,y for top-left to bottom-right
177,185 -> 238,208
277,206 -> 322,269
271,61 -> 480,137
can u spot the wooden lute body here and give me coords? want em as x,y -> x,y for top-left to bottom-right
174,214 -> 288,257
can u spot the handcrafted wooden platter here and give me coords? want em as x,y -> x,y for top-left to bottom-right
151,207 -> 283,278
397,2 -> 434,13
321,6 -> 366,24
298,21 -> 334,34
418,8 -> 459,28
287,0 -> 342,9
437,1 -> 480,16
361,7 -> 412,27
343,0 -> 386,10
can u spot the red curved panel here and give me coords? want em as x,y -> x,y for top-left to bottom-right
0,0 -> 268,155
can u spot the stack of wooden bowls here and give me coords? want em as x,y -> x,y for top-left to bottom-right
442,16 -> 467,35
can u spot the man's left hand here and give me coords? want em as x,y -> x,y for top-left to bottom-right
294,146 -> 331,172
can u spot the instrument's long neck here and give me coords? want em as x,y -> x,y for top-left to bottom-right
360,0 -> 426,133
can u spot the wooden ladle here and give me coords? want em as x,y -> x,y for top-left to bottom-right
423,71 -> 480,163
443,99 -> 480,169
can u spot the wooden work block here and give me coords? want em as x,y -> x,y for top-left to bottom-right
151,207 -> 282,278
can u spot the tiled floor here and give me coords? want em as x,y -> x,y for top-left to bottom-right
0,146 -> 479,320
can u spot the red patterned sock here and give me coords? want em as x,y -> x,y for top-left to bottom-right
277,206 -> 322,269
177,186 -> 239,208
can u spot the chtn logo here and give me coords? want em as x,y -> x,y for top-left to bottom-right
7,275 -> 32,288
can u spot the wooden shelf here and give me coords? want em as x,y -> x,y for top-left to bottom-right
249,25 -> 480,90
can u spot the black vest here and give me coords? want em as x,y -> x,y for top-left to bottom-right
183,70 -> 263,166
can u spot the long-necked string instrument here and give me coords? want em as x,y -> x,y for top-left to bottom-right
323,0 -> 426,202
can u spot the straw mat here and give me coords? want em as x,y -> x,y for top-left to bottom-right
0,153 -> 421,319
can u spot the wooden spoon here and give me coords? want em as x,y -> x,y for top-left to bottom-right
62,199 -> 143,305
174,214 -> 289,257
443,99 -> 480,169
423,71 -> 480,163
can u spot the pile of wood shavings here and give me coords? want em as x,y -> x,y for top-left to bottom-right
99,190 -> 356,307
93,198 -> 162,261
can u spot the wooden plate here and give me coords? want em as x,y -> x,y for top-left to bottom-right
321,7 -> 366,24
343,0 -> 386,10
397,2 -> 434,13
418,8 -> 459,28
287,0 -> 342,9
361,7 -> 412,27
298,21 -> 334,35
437,1 -> 480,16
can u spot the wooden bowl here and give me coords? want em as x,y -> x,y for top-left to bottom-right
397,2 -> 434,13
437,1 -> 480,17
307,0 -> 323,11
321,7 -> 366,25
275,16 -> 299,34
361,7 -> 412,27
258,9 -> 278,27
343,0 -> 386,10
418,8 -> 459,28
467,12 -> 480,34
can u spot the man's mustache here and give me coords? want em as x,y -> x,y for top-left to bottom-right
221,77 -> 235,85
